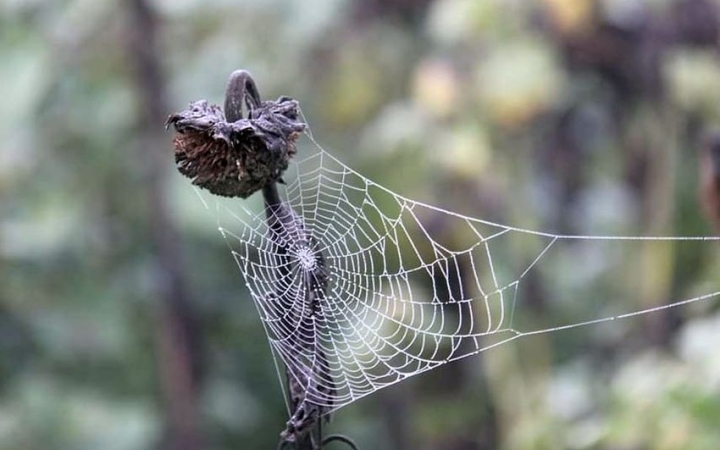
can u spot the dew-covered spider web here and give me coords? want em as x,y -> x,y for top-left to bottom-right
208,128 -> 720,417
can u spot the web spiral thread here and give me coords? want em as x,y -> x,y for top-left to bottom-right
215,132 -> 720,415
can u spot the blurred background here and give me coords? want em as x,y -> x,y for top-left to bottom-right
2,0 -> 720,449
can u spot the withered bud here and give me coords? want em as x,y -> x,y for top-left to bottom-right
166,94 -> 305,198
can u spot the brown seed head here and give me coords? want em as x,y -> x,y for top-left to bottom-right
166,98 -> 305,198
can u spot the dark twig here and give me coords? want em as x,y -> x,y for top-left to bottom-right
322,435 -> 361,450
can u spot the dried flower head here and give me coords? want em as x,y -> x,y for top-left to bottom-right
166,86 -> 305,198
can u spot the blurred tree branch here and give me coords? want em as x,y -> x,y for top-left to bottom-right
124,1 -> 205,449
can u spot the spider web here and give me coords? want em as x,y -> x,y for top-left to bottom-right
211,130 -> 720,416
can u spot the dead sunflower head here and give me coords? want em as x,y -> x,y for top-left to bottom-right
166,71 -> 305,198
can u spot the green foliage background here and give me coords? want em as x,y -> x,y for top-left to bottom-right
1,0 -> 720,449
